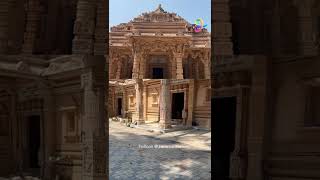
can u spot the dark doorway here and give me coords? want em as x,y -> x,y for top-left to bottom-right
117,98 -> 122,116
171,93 -> 184,119
152,68 -> 164,79
212,97 -> 237,180
28,115 -> 41,169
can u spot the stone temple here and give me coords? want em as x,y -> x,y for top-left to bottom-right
109,79 -> 211,130
213,0 -> 320,179
0,0 -> 108,179
109,4 -> 211,79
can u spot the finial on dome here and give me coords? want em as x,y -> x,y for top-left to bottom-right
155,4 -> 165,13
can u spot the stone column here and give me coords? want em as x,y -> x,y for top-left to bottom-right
174,53 -> 184,79
294,0 -> 318,56
143,86 -> 147,121
81,68 -> 107,180
204,51 -> 211,79
116,59 -> 121,79
187,79 -> 195,127
138,54 -> 146,79
122,87 -> 127,118
38,81 -> 56,179
22,0 -> 42,54
7,89 -> 17,172
93,0 -> 107,55
195,60 -> 200,79
72,0 -> 96,54
246,56 -> 269,180
213,0 -> 234,64
159,79 -> 171,129
134,79 -> 144,124
108,54 -> 117,79
132,52 -> 141,79
271,0 -> 282,57
0,0 -> 9,54
170,54 -> 176,79
230,87 -> 249,180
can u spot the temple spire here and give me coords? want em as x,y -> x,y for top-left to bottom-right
155,4 -> 166,13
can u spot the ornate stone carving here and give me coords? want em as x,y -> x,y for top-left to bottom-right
230,153 -> 246,179
16,61 -> 31,73
74,20 -> 95,35
159,79 -> 172,129
42,55 -> 85,75
109,4 -> 210,79
130,4 -> 188,23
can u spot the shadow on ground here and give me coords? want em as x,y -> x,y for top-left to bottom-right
109,125 -> 211,180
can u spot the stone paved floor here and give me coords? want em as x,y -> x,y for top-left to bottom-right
109,121 -> 211,180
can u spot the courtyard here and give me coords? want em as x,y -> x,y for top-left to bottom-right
109,120 -> 211,179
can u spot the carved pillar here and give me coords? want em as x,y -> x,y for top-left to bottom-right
139,54 -> 146,79
159,79 -> 171,129
143,86 -> 147,121
72,0 -> 96,54
108,52 -> 118,79
246,57 -> 269,180
22,0 -> 42,54
204,51 -> 211,79
213,0 -> 234,64
230,87 -> 249,180
195,60 -> 200,79
122,87 -> 127,118
271,0 -> 282,57
134,79 -> 144,124
38,81 -> 56,179
170,54 -> 176,79
81,67 -> 107,180
132,51 -> 141,79
0,0 -> 9,54
7,89 -> 17,172
174,53 -> 184,79
187,79 -> 195,127
294,0 -> 318,56
93,0 -> 107,55
116,59 -> 121,79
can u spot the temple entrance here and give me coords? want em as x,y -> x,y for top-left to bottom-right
171,92 -> 184,119
212,97 -> 236,180
152,68 -> 164,79
27,115 -> 41,169
117,98 -> 122,116
147,55 -> 169,78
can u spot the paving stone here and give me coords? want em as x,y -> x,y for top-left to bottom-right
109,121 -> 211,179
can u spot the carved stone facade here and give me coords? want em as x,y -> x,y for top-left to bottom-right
213,0 -> 320,179
0,0 -> 107,179
109,5 -> 211,80
109,79 -> 211,130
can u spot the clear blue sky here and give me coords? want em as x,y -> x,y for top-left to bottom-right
109,0 -> 211,32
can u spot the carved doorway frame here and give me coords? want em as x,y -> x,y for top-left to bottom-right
213,85 -> 250,179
